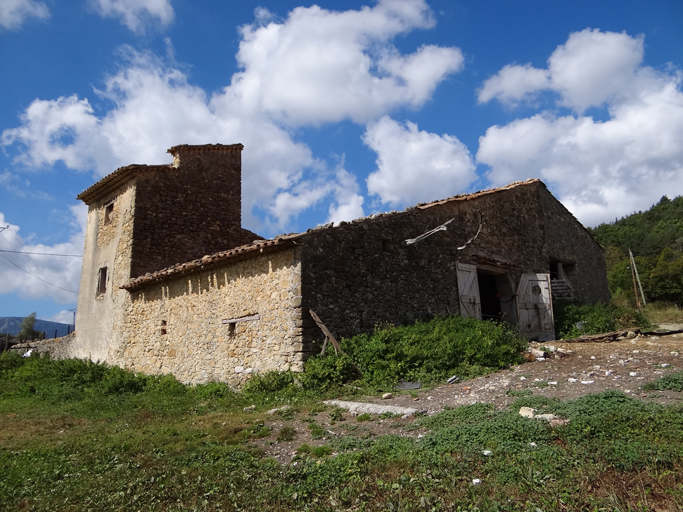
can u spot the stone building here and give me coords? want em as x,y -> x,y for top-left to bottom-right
74,143 -> 609,386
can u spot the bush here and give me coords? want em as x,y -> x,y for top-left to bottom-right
643,371 -> 683,392
554,302 -> 650,339
299,353 -> 360,392
335,315 -> 527,387
242,370 -> 297,395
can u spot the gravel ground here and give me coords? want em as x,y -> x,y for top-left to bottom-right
255,328 -> 683,462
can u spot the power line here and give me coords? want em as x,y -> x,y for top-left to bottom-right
0,249 -> 82,257
0,252 -> 79,294
2,227 -> 76,303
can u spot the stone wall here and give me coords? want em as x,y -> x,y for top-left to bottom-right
74,182 -> 137,361
109,247 -> 304,386
298,181 -> 609,343
130,146 -> 261,278
537,186 -> 610,303
14,332 -> 76,359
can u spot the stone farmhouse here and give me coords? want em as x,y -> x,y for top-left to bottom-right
73,144 -> 609,386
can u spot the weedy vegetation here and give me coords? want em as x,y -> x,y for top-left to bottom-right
2,315 -> 683,511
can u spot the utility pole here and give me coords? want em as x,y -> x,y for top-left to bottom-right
69,308 -> 77,332
629,249 -> 647,310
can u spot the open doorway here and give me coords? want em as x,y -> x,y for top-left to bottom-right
457,263 -> 516,324
478,272 -> 502,320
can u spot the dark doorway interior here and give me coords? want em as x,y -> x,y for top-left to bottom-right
478,272 -> 502,320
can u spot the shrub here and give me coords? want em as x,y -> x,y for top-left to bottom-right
299,353 -> 360,392
554,302 -> 650,339
329,315 -> 527,387
643,371 -> 683,392
278,426 -> 296,442
242,370 -> 297,395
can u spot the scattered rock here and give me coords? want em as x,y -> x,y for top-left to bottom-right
627,331 -> 637,339
519,407 -> 536,418
529,348 -> 546,358
581,380 -> 594,384
482,450 -> 492,456
243,405 -> 256,412
381,393 -> 393,400
568,378 -> 578,383
529,442 -> 537,448
324,400 -> 420,417
630,372 -> 638,377
267,405 -> 291,415
471,478 -> 482,485
535,413 -> 557,421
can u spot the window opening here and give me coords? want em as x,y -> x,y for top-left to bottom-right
161,320 -> 167,335
97,267 -> 107,295
549,261 -> 566,280
104,203 -> 114,225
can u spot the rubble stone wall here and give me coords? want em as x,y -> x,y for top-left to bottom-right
130,148 -> 260,279
538,186 -> 610,304
109,247 -> 304,386
299,182 -> 609,343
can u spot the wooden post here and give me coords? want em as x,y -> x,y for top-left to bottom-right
629,250 -> 642,310
309,309 -> 342,356
629,250 -> 647,309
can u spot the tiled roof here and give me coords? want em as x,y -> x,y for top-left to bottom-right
167,143 -> 243,154
122,234 -> 302,291
77,164 -> 169,205
121,179 -> 543,291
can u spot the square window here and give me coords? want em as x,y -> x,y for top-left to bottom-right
97,267 -> 107,294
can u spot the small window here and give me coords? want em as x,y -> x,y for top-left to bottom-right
161,320 -> 167,335
97,267 -> 107,294
104,203 -> 114,225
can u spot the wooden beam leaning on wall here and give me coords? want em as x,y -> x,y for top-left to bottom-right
308,309 -> 343,356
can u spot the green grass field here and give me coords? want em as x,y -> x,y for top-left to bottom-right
2,315 -> 683,511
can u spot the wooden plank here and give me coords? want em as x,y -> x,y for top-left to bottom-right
222,313 -> 260,325
309,309 -> 341,355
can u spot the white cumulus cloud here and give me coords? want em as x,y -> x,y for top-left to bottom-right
89,0 -> 174,34
0,0 -> 49,30
232,0 -> 464,125
0,207 -> 85,303
3,1 -> 461,233
477,29 -> 683,227
365,116 -> 476,207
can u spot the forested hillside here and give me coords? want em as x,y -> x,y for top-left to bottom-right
588,196 -> 683,305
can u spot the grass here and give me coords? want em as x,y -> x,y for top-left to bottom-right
643,302 -> 683,326
2,315 -> 683,511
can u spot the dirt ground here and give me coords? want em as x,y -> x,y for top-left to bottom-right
254,327 -> 683,463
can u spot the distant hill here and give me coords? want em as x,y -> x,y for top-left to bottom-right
0,317 -> 72,337
588,195 -> 683,305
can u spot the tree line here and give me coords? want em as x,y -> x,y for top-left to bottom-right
589,195 -> 683,306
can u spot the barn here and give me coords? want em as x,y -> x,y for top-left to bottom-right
71,144 -> 609,385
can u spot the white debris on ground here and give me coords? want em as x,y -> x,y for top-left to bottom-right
323,400 -> 421,418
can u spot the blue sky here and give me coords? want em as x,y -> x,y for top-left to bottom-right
1,0 -> 682,323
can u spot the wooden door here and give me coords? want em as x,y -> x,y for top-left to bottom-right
516,273 -> 555,341
457,263 -> 481,319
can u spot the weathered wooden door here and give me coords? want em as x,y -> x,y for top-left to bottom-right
457,263 -> 481,319
516,273 -> 555,341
